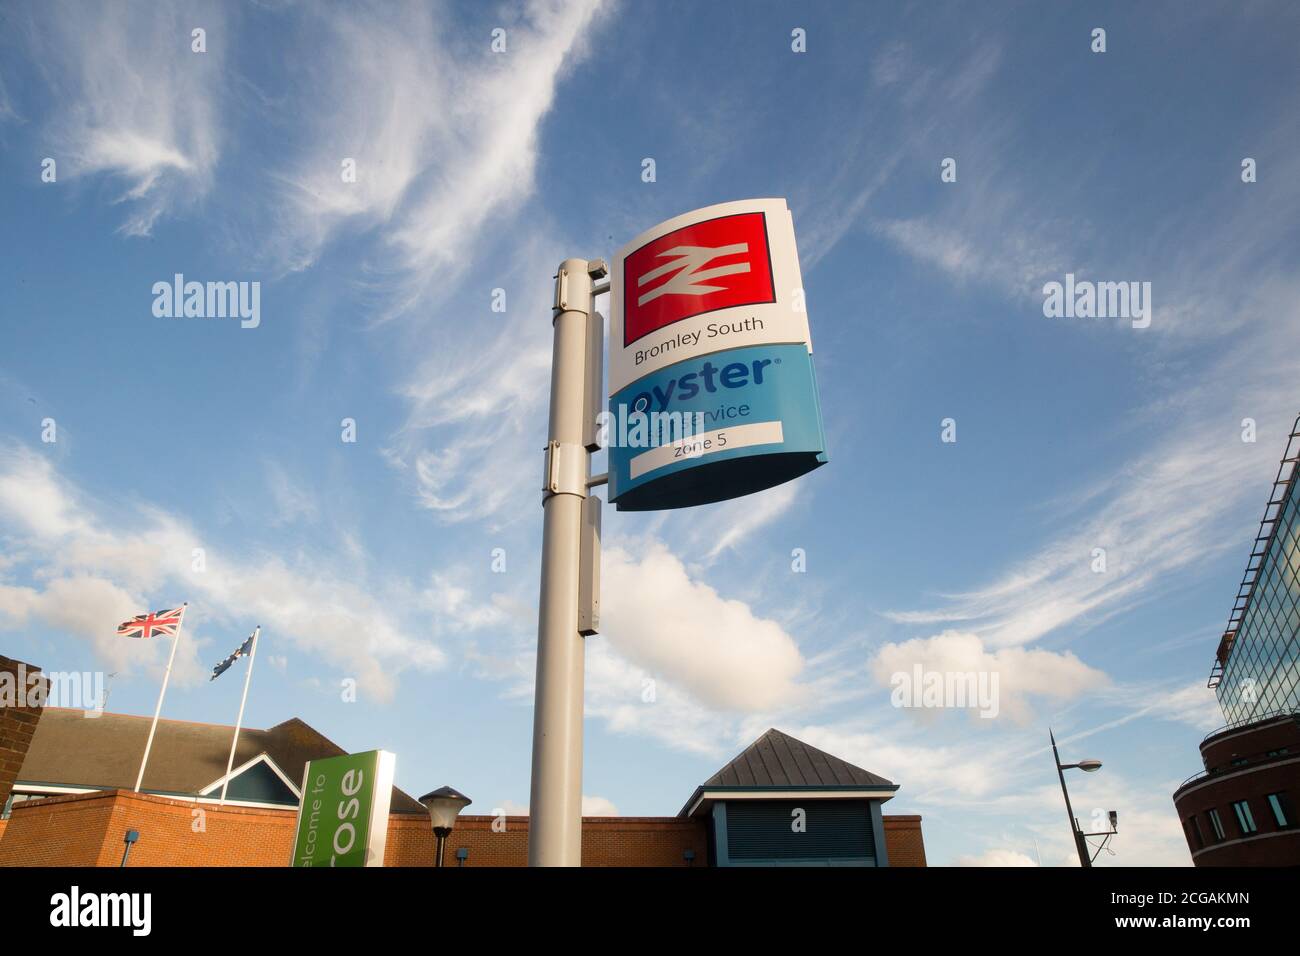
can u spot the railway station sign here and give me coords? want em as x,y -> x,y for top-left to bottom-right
607,198 -> 827,510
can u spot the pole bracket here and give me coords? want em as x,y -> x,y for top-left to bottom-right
554,263 -> 591,318
543,440 -> 588,499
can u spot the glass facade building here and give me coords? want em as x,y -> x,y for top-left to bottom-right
1175,418 -> 1300,866
1214,420 -> 1300,724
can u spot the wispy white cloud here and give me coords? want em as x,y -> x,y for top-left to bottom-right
861,93 -> 1300,650
270,2 -> 616,528
689,482 -> 800,563
264,0 -> 608,292
0,73 -> 15,122
264,461 -> 319,526
883,379 -> 1296,649
422,571 -> 511,636
1066,680 -> 1223,737
797,41 -> 1007,268
872,213 -> 1071,302
388,311 -> 555,525
22,1 -> 225,236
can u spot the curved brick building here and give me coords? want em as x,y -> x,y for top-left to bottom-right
1174,714 -> 1300,865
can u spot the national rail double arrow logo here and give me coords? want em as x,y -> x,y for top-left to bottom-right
623,211 -> 777,346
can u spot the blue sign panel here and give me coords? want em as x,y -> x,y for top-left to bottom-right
607,343 -> 827,511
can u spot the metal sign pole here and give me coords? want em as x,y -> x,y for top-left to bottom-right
528,257 -> 605,866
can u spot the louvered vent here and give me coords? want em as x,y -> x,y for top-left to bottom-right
726,800 -> 874,860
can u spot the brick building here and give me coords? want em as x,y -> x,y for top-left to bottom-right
0,655 -> 47,848
0,710 -> 925,867
1174,714 -> 1299,865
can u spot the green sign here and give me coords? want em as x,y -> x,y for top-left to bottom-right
290,749 -> 395,867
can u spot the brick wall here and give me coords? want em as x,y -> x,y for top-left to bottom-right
0,788 -> 115,866
581,816 -> 705,867
0,790 -> 299,867
384,815 -> 709,867
883,815 -> 927,867
0,656 -> 47,811
0,789 -> 924,867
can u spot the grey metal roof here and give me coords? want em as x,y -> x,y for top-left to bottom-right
702,728 -> 896,789
678,728 -> 898,817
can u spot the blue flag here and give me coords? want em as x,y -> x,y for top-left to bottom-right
210,632 -> 256,681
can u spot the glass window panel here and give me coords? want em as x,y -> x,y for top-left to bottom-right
1209,808 -> 1226,841
1232,800 -> 1257,834
1267,793 -> 1290,828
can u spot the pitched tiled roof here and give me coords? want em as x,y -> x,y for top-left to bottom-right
703,728 -> 896,789
17,708 -> 424,813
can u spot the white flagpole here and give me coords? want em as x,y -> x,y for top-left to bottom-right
134,603 -> 187,793
219,626 -> 260,806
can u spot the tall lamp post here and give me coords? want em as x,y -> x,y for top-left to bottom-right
419,786 -> 472,868
1050,729 -> 1118,867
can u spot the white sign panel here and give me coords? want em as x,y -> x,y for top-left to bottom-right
609,198 -> 812,394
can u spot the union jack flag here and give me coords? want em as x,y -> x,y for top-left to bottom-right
116,606 -> 186,639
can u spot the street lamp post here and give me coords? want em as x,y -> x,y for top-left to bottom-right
1049,729 -> 1117,867
419,786 -> 472,868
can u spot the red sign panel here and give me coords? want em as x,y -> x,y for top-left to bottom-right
622,212 -> 776,346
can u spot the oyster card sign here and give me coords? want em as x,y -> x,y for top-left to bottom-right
608,198 -> 827,510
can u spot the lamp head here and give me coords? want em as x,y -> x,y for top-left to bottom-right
418,786 -> 472,832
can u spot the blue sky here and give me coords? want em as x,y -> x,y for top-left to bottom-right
2,0 -> 1299,866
